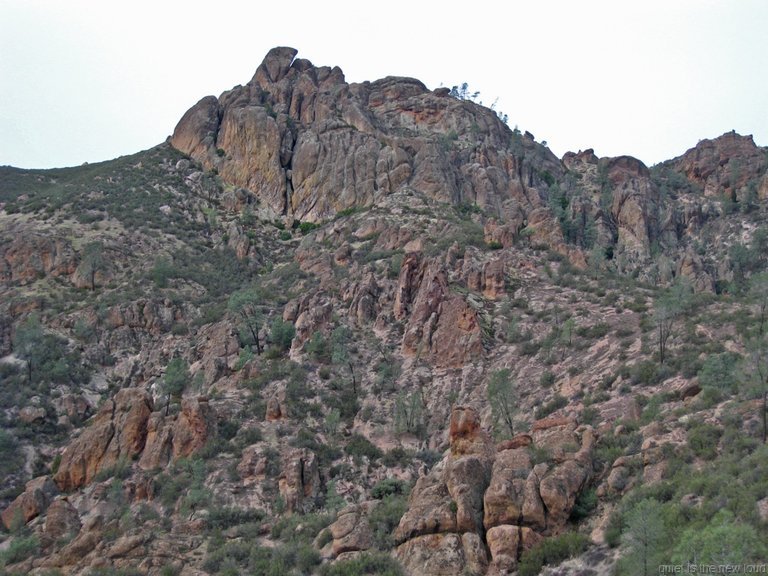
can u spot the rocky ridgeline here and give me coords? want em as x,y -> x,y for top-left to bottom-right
171,47 -> 561,224
172,47 -> 768,286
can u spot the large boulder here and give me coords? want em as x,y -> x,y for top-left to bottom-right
54,388 -> 153,491
1,476 -> 57,529
327,504 -> 374,557
279,448 -> 320,514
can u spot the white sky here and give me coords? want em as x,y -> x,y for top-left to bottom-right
1,0 -> 767,169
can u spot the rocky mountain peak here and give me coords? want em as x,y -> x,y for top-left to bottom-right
671,130 -> 768,198
251,46 -> 299,84
171,47 -> 560,224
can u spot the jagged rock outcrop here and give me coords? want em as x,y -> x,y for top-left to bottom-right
173,396 -> 215,459
171,47 -> 560,222
394,408 -> 595,575
54,388 -> 153,491
672,131 -> 768,198
0,232 -> 78,286
106,299 -> 186,335
396,254 -> 484,368
1,476 -> 57,529
138,397 -> 216,470
279,448 -> 320,513
394,406 -> 493,575
326,504 -> 374,557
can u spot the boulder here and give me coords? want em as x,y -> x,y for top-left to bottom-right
172,396 -> 215,459
486,524 -> 542,572
395,533 -> 488,576
54,388 -> 153,491
1,476 -> 57,529
328,505 -> 373,556
279,448 -> 320,513
43,499 -> 81,542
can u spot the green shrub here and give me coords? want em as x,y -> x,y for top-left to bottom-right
569,487 -> 598,521
269,318 -> 295,352
345,434 -> 382,461
270,511 -> 334,543
319,551 -> 405,576
0,429 -> 22,489
518,532 -> 589,576
687,423 -> 722,460
536,394 -> 568,418
539,371 -> 556,388
206,507 -> 264,531
576,322 -> 610,339
305,331 -> 331,363
381,447 -> 412,468
371,478 -> 407,499
368,495 -> 408,550
296,221 -> 320,235
0,534 -> 39,565
697,352 -> 740,393
630,359 -> 668,386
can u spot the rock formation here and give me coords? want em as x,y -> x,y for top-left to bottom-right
394,407 -> 595,574
172,47 -> 561,223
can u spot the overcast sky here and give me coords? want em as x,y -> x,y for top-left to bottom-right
1,0 -> 767,169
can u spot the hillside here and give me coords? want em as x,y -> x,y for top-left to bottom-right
1,47 -> 768,576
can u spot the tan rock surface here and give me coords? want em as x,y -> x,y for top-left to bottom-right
54,388 -> 153,491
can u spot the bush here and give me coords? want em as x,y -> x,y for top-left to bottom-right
206,507 -> 264,531
269,318 -> 295,352
536,394 -> 567,418
539,371 -> 556,387
270,511 -> 333,543
319,551 -> 405,576
345,434 -> 382,461
381,447 -> 412,468
0,429 -> 22,489
371,478 -> 407,499
569,487 -> 597,521
630,359 -> 668,386
697,352 -> 740,393
1,535 -> 40,565
305,331 -> 331,363
687,423 -> 722,460
576,322 -> 610,339
518,532 -> 589,576
368,495 -> 409,550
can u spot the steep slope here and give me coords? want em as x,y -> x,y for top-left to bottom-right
1,47 -> 768,576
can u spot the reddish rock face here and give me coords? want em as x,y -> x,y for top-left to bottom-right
172,397 -> 215,460
672,131 -> 767,198
0,232 -> 78,286
1,476 -> 57,529
43,499 -> 81,542
496,433 -> 533,451
279,448 -> 320,514
328,505 -> 374,557
396,409 -> 595,575
449,406 -> 490,457
486,525 -> 542,572
397,257 -> 484,368
54,388 -> 153,491
171,48 -> 560,223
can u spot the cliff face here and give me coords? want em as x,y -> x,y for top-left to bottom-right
171,47 -> 561,223
1,47 -> 768,576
